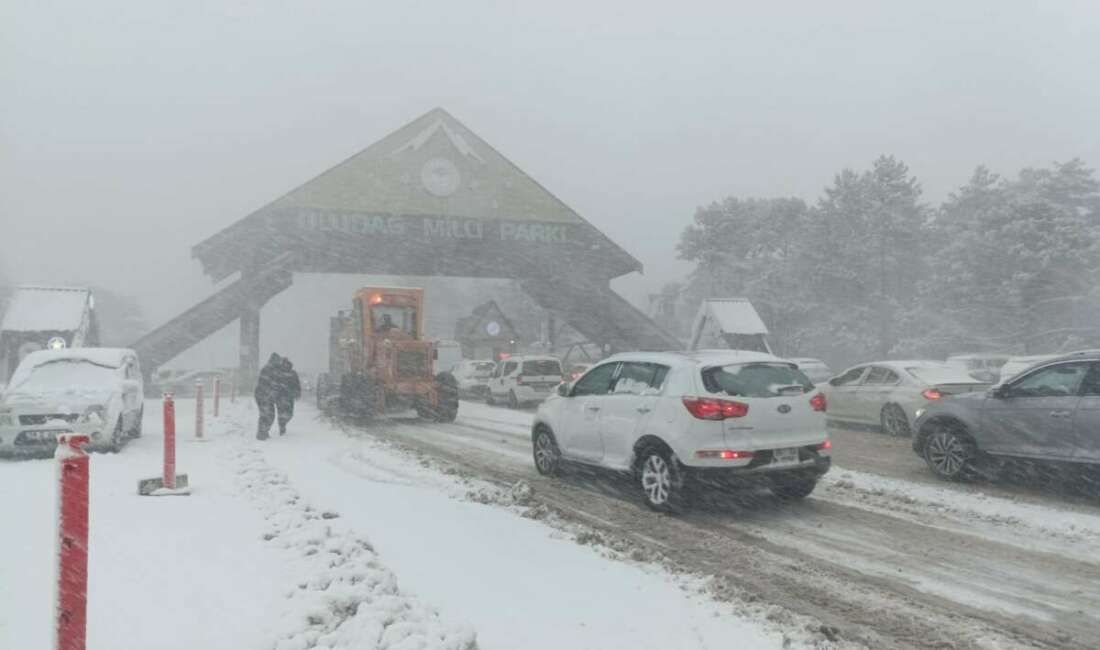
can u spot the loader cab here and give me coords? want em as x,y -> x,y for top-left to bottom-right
355,289 -> 422,342
353,287 -> 433,380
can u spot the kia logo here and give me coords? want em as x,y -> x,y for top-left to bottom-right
777,404 -> 791,414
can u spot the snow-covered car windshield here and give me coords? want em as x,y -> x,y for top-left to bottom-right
469,362 -> 494,376
702,363 -> 813,397
521,360 -> 561,376
10,359 -> 118,395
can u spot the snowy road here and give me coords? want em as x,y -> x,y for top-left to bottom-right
5,398 -> 1100,649
337,399 -> 1100,650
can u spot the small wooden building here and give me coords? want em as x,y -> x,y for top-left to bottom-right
453,301 -> 519,361
0,286 -> 100,381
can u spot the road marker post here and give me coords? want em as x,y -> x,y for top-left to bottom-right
55,433 -> 90,650
213,378 -> 221,418
138,393 -> 190,496
195,382 -> 205,439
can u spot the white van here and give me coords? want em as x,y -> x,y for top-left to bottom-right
487,355 -> 564,408
433,340 -> 464,374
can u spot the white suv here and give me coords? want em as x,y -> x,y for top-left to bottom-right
487,355 -> 564,408
531,351 -> 831,511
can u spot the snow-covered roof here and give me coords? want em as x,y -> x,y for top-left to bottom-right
0,286 -> 92,333
694,298 -> 769,335
603,349 -> 786,368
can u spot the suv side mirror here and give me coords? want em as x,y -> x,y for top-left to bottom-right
557,383 -> 571,397
992,384 -> 1011,399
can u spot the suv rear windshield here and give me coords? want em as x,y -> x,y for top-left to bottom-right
522,360 -> 562,376
701,362 -> 813,398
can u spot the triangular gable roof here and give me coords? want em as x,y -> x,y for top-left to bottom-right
455,300 -> 518,341
193,108 -> 640,280
268,107 -> 585,223
691,298 -> 769,338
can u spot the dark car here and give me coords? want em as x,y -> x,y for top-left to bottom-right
912,351 -> 1100,480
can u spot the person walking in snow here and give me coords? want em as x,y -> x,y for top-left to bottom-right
274,356 -> 301,435
254,353 -> 283,440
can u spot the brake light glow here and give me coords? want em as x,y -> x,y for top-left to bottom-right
682,397 -> 749,420
810,392 -> 827,412
695,449 -> 755,460
817,440 -> 832,451
369,294 -> 383,304
922,388 -> 943,400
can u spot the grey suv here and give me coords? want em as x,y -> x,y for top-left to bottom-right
912,351 -> 1100,480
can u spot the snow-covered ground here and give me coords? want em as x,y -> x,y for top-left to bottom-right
0,399 -> 795,649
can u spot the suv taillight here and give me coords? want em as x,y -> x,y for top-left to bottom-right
810,392 -> 827,412
682,397 -> 749,420
922,388 -> 943,400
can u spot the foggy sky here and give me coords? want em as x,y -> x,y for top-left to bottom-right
3,1 -> 1100,367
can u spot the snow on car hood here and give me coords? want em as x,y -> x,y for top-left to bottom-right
2,385 -> 116,411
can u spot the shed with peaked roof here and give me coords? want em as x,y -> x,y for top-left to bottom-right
689,298 -> 772,353
0,286 -> 100,381
453,300 -> 520,360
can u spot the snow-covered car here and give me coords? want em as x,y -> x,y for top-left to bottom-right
945,354 -> 1010,383
913,350 -> 1100,480
0,348 -> 144,456
487,355 -> 564,408
452,360 -> 496,397
531,351 -> 830,511
825,361 -> 991,437
788,357 -> 832,384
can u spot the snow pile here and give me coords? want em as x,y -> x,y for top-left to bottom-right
233,446 -> 477,650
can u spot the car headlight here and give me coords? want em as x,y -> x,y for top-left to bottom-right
80,405 -> 107,425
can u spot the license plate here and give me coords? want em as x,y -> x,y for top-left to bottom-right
771,447 -> 799,465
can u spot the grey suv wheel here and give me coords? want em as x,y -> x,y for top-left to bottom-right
924,425 -> 974,480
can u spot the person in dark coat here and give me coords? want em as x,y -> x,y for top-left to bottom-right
274,356 -> 301,435
255,353 -> 283,440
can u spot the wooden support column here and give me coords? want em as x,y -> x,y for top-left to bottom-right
239,304 -> 260,391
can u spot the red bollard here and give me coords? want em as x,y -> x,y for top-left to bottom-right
213,378 -> 221,418
195,382 -> 205,439
55,433 -> 90,650
163,394 -> 176,490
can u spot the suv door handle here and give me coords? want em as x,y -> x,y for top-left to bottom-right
585,405 -> 601,412
636,406 -> 652,414
1050,410 -> 1073,418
